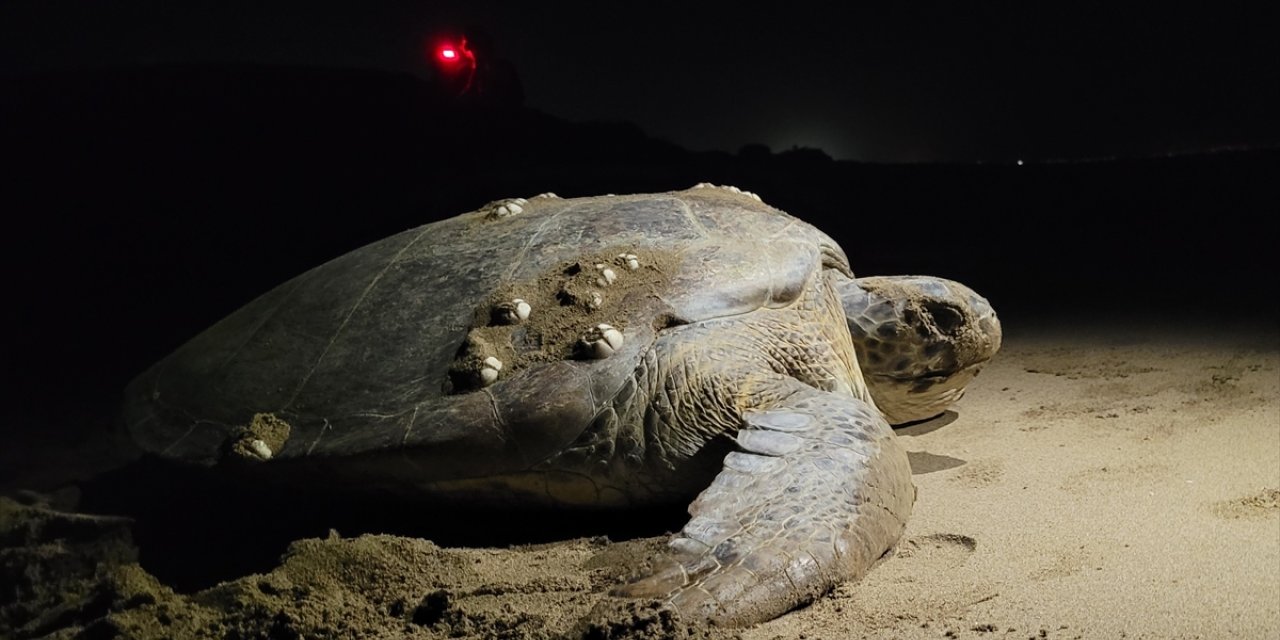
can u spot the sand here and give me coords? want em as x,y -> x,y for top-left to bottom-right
2,317 -> 1277,639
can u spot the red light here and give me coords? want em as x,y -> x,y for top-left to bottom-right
430,37 -> 477,94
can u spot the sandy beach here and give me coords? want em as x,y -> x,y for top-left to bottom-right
2,316 -> 1277,639
748,318 -> 1280,639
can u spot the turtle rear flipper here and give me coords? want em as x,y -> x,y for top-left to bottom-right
612,381 -> 914,626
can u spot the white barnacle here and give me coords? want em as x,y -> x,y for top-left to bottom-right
512,298 -> 531,321
588,291 -> 603,309
534,192 -> 560,199
594,263 -> 617,286
690,183 -> 762,201
495,298 -> 531,324
485,197 -> 527,219
247,438 -> 273,461
580,324 -> 624,359
480,356 -> 504,386
617,253 -> 640,271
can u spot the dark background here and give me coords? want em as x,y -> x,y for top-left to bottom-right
4,2 -> 1277,162
1,2 -> 1277,488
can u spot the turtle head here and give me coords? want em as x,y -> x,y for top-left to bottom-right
837,275 -> 1002,425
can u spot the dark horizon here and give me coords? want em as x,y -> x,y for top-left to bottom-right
3,1 -> 1276,163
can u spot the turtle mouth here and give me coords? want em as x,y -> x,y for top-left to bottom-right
872,367 -> 960,385
876,357 -> 990,381
906,374 -> 953,395
868,360 -> 988,396
866,373 -> 952,397
876,369 -> 956,382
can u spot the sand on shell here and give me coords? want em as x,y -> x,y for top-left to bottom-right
2,318 -> 1277,639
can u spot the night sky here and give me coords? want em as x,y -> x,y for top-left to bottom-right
3,1 -> 1276,162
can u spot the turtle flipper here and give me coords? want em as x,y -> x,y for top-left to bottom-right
612,384 -> 914,626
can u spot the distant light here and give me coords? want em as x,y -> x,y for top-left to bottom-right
1016,159 -> 1024,166
430,37 -> 477,94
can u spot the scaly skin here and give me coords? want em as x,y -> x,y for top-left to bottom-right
599,270 -> 914,626
614,380 -> 912,625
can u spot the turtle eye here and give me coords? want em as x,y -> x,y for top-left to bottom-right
923,300 -> 965,335
820,243 -> 853,277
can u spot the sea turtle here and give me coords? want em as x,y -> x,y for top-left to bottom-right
122,184 -> 1001,626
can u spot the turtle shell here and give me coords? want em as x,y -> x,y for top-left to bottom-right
123,186 -> 850,485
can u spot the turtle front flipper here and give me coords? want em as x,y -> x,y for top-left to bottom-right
612,382 -> 914,626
